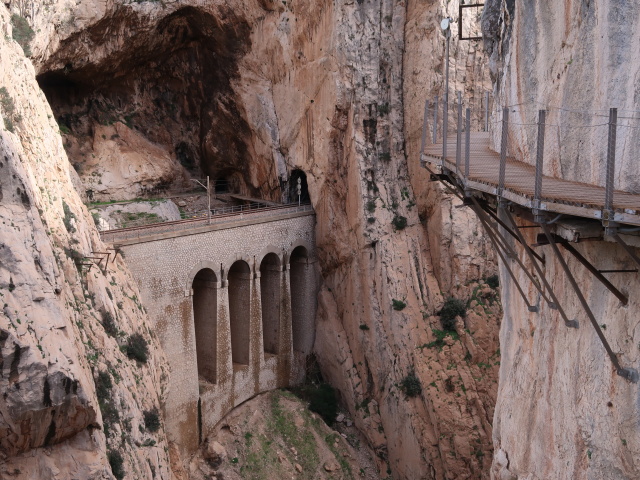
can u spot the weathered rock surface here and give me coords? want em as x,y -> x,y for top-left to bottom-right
483,2 -> 640,479
2,0 -> 499,478
0,8 -> 171,479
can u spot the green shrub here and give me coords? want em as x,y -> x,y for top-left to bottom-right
486,274 -> 499,289
62,201 -> 76,233
392,215 -> 407,230
95,371 -> 112,402
101,309 -> 118,338
359,324 -> 370,330
144,408 -> 161,433
391,299 -> 406,311
439,297 -> 466,331
399,370 -> 422,398
10,14 -> 34,57
107,450 -> 125,480
125,333 -> 149,363
308,383 -> 338,426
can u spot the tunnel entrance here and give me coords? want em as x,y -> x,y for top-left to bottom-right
192,268 -> 218,384
290,246 -> 310,353
228,260 -> 251,366
288,170 -> 310,204
260,253 -> 282,356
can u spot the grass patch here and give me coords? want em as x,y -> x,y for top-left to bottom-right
418,328 -> 460,351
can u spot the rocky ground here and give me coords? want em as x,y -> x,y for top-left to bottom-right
189,390 -> 380,480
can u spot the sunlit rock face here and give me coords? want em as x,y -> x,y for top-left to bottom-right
483,2 -> 640,479
2,0 -> 498,478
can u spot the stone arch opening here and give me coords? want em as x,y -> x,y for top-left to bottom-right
228,260 -> 251,366
288,170 -> 310,204
192,268 -> 218,383
260,253 -> 282,356
290,246 -> 310,353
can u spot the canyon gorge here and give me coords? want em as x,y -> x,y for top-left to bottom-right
1,0 -> 639,479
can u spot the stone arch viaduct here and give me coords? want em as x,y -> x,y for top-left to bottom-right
109,208 -> 317,454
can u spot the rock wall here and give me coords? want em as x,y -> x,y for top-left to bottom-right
1,0 -> 500,478
0,9 -> 171,480
483,1 -> 640,479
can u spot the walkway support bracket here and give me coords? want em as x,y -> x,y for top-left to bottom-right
470,201 -> 538,312
540,223 -> 638,383
535,234 -> 628,305
612,234 -> 640,270
472,198 -> 557,310
503,208 -> 579,328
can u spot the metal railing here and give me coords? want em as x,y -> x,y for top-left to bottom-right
100,202 -> 313,244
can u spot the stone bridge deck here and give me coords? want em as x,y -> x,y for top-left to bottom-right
104,207 -> 317,454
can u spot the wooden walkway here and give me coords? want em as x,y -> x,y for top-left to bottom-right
423,132 -> 640,226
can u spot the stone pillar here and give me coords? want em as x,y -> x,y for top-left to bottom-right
251,269 -> 264,393
216,280 -> 233,385
279,264 -> 294,387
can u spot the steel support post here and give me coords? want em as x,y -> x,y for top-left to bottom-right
456,91 -> 463,175
433,95 -> 439,144
603,108 -> 618,233
533,110 -> 546,222
472,204 -> 538,312
503,209 -> 579,327
498,107 -> 509,199
540,223 -> 637,382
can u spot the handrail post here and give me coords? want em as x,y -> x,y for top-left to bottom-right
456,91 -> 462,176
433,95 -> 439,144
484,91 -> 489,132
533,110 -> 546,223
464,107 -> 471,181
420,98 -> 429,165
498,107 -> 509,200
603,107 -> 617,235
443,92 -> 448,166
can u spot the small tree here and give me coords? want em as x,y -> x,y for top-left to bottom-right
125,333 -> 149,363
438,297 -> 466,331
399,370 -> 422,398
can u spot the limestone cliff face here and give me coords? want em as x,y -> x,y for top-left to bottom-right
2,0 -> 499,478
483,1 -> 640,479
0,9 -> 171,479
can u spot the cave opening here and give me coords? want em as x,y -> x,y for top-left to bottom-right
36,6 -> 258,201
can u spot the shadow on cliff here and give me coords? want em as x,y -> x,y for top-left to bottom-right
36,6 -> 260,197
